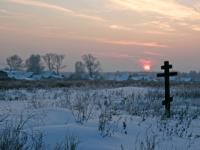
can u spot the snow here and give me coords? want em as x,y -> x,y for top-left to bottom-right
0,86 -> 200,150
4,70 -> 64,80
1,70 -> 198,83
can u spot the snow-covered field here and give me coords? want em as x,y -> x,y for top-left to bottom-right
0,86 -> 200,150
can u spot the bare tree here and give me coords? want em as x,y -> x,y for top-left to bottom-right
52,54 -> 65,74
25,54 -> 44,74
42,53 -> 55,72
71,61 -> 86,79
43,53 -> 65,74
6,55 -> 23,71
75,61 -> 86,75
82,54 -> 101,79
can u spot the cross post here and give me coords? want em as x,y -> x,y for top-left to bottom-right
157,61 -> 177,118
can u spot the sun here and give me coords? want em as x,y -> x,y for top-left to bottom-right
143,64 -> 151,71
139,59 -> 152,72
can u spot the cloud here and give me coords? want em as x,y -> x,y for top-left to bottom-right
138,58 -> 154,70
103,39 -> 168,48
50,34 -> 167,48
109,0 -> 200,20
191,25 -> 200,31
109,25 -> 133,31
150,21 -> 176,32
144,51 -> 162,57
139,59 -> 152,65
0,9 -> 9,14
9,0 -> 105,22
0,8 -> 36,19
91,52 -> 137,59
49,34 -> 168,48
72,36 -> 168,48
145,31 -> 170,35
0,9 -> 15,17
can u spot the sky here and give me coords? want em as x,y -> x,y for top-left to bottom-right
0,0 -> 200,72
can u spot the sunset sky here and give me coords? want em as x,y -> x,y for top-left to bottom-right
0,0 -> 200,72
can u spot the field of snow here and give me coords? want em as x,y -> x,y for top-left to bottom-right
0,85 -> 200,150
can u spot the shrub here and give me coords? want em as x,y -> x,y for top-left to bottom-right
70,92 -> 94,124
53,135 -> 79,150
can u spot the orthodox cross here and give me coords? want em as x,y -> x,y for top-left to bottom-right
157,61 -> 177,118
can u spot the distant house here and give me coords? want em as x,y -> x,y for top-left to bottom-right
128,72 -> 155,81
0,70 -> 10,80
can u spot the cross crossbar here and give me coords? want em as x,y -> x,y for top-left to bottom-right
157,72 -> 177,77
169,72 -> 178,76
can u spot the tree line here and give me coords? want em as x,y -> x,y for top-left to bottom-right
5,53 -> 102,79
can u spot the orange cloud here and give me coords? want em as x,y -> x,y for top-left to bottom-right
110,0 -> 200,20
109,25 -> 133,31
191,25 -> 200,31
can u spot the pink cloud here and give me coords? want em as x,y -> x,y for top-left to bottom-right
138,58 -> 155,70
103,40 -> 168,48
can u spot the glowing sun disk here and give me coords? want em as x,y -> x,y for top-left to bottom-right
144,64 -> 151,71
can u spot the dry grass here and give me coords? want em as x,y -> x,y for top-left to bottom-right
0,80 -> 160,89
1,79 -> 200,90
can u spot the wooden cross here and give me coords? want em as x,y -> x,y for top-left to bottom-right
157,61 -> 177,118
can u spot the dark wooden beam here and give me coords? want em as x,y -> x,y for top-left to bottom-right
157,61 -> 178,118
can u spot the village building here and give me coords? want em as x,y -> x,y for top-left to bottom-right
0,70 -> 10,80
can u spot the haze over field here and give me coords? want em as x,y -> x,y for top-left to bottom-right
0,0 -> 200,72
